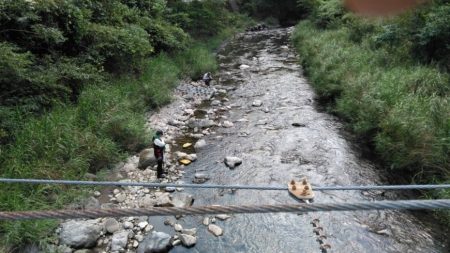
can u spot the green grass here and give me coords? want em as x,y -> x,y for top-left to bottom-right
292,20 -> 450,220
0,34 -> 230,248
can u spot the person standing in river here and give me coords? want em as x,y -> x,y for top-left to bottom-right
202,72 -> 213,86
153,130 -> 166,179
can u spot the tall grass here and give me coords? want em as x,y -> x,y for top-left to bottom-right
0,42 -> 222,247
292,20 -> 450,218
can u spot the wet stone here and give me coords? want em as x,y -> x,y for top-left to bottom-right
208,224 -> 223,237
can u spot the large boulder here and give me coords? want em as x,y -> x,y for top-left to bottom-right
59,220 -> 102,249
138,149 -> 157,169
111,230 -> 130,252
137,231 -> 172,253
170,193 -> 194,208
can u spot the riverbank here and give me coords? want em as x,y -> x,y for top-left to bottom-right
292,20 -> 450,223
0,26 -> 250,253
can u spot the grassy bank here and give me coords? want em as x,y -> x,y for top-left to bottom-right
292,20 -> 450,221
0,26 -> 249,253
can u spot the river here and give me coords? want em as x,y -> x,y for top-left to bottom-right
151,27 -> 448,253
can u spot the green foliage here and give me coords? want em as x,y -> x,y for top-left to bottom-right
293,20 -> 450,187
414,3 -> 450,69
0,0 -> 246,247
239,0 -> 305,25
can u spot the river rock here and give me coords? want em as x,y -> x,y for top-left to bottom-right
138,221 -> 149,230
171,193 -> 194,208
179,234 -> 197,247
208,224 -> 223,237
165,187 -> 176,192
175,151 -> 188,160
193,173 -> 209,184
223,121 -> 234,128
186,154 -> 197,162
211,100 -> 221,106
187,119 -> 216,129
82,196 -> 101,209
123,221 -> 134,229
155,193 -> 173,207
138,149 -> 157,169
174,224 -> 183,232
252,100 -> 263,107
138,195 -> 157,208
215,214 -> 231,220
194,139 -> 207,150
104,218 -> 121,234
224,156 -> 242,169
137,231 -> 172,253
202,217 -> 210,226
292,122 -> 306,127
116,193 -> 126,203
111,231 -> 130,252
239,64 -> 250,69
59,220 -> 102,248
181,228 -> 197,236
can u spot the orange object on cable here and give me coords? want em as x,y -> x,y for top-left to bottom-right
345,0 -> 427,16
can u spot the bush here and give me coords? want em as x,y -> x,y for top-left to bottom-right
292,21 -> 450,179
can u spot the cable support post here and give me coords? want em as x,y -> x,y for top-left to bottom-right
0,199 -> 449,221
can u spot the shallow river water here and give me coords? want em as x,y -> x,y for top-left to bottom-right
152,28 -> 448,253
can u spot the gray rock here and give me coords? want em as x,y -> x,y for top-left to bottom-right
138,221 -> 149,230
104,218 -> 121,234
174,224 -> 183,232
138,149 -> 157,169
137,231 -> 172,253
165,187 -> 176,192
170,193 -> 194,208
222,121 -> 234,128
224,156 -> 243,169
193,173 -> 209,184
179,234 -> 197,247
215,214 -> 231,220
59,220 -> 102,248
82,197 -> 101,209
181,228 -> 197,236
252,100 -> 263,107
187,119 -> 216,129
115,193 -> 126,203
111,230 -> 130,251
138,195 -> 156,208
194,139 -> 207,150
239,64 -> 250,69
123,221 -> 134,229
211,100 -> 221,106
155,193 -> 173,207
202,217 -> 210,226
208,224 -> 223,237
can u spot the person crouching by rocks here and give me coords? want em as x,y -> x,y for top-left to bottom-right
153,130 -> 166,178
203,72 -> 213,86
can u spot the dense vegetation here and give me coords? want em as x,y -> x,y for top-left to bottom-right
292,0 -> 449,220
0,0 -> 248,249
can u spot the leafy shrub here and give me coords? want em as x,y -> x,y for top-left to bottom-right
414,3 -> 450,69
